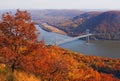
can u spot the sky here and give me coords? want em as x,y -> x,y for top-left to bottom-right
0,0 -> 120,10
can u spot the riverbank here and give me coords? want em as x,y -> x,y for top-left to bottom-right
40,23 -> 67,35
34,20 -> 67,35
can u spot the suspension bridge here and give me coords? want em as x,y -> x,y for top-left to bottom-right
56,33 -> 93,45
55,29 -> 94,45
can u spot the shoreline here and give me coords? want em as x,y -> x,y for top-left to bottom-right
38,23 -> 67,35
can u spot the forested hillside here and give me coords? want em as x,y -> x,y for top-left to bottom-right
51,11 -> 120,40
31,10 -> 120,40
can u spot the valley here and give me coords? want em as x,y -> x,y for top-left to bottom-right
31,10 -> 120,40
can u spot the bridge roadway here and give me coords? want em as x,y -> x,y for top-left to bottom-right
57,34 -> 93,45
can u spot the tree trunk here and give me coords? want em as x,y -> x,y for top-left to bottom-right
11,60 -> 16,73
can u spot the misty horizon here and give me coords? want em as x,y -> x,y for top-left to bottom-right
0,0 -> 120,10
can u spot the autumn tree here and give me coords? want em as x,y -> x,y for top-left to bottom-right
0,10 -> 40,72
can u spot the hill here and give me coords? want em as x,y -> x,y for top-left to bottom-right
29,9 -> 84,24
53,11 -> 120,40
55,11 -> 101,36
73,11 -> 120,39
0,45 -> 120,81
36,10 -> 120,40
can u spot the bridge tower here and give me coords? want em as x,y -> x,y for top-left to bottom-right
86,29 -> 90,43
54,35 -> 57,45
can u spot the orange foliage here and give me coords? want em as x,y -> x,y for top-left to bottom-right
0,10 -> 40,72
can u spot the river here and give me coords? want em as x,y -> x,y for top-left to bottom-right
37,25 -> 120,58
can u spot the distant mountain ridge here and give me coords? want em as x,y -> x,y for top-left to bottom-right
53,11 -> 120,40
25,10 -> 120,40
78,11 -> 120,32
73,11 -> 120,40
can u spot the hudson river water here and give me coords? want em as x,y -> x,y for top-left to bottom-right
37,25 -> 120,58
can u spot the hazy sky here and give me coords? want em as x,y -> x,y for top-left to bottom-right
0,0 -> 120,10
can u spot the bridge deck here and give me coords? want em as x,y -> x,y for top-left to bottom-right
57,34 -> 93,45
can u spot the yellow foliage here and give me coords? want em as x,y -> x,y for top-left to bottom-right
19,46 -> 27,53
0,64 -> 6,69
0,64 -> 40,81
14,71 -> 40,81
